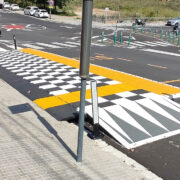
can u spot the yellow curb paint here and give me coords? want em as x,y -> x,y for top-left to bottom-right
21,49 -> 180,109
34,84 -> 136,109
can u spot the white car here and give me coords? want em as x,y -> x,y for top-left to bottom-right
167,17 -> 180,26
3,2 -> 10,9
24,6 -> 39,16
34,9 -> 49,18
10,4 -> 20,11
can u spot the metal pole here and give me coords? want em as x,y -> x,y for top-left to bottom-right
50,8 -> 51,19
13,34 -> 17,50
77,78 -> 87,162
77,0 -> 93,162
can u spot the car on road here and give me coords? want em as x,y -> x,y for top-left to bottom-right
34,9 -> 49,18
167,17 -> 180,26
3,2 -> 10,9
24,6 -> 39,16
10,4 -> 20,11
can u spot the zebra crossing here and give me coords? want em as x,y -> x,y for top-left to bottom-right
124,40 -> 173,49
0,40 -> 105,52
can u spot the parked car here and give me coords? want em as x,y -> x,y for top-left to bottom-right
3,2 -> 10,9
34,9 -> 49,18
24,6 -> 39,16
173,23 -> 180,36
167,17 -> 180,26
10,4 -> 20,11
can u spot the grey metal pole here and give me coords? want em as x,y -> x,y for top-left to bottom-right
13,34 -> 17,50
77,78 -> 86,162
77,0 -> 93,162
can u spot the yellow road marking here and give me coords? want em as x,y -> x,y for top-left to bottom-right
147,64 -> 167,69
163,79 -> 180,84
20,49 -> 180,109
34,84 -> 136,109
95,55 -> 113,60
118,57 -> 132,62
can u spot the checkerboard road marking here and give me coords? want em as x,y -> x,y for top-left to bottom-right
1,49 -> 180,149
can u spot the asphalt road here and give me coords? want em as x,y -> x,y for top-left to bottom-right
0,10 -> 180,180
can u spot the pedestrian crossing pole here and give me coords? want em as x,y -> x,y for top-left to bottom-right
77,0 -> 93,163
101,31 -> 104,43
160,28 -> 163,39
13,34 -> 17,50
120,31 -> 123,43
128,32 -> 131,46
178,35 -> 180,46
114,30 -> 117,45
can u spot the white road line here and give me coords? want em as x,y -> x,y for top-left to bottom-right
142,49 -> 180,57
124,41 -> 143,47
66,41 -> 80,46
52,42 -> 77,48
91,43 -> 105,47
135,41 -> 156,47
0,47 -> 7,51
36,42 -> 60,48
22,44 -> 44,49
145,41 -> 170,47
49,89 -> 69,95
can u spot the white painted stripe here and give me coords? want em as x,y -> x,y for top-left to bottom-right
17,72 -> 30,76
106,104 -> 151,136
145,41 -> 168,47
125,41 -> 144,47
36,43 -> 60,48
22,44 -> 44,49
49,89 -> 69,95
66,41 -> 80,46
39,84 -> 57,89
23,76 -> 38,80
50,79 -> 64,84
154,41 -> 172,46
52,42 -> 77,48
31,79 -> 47,84
91,43 -> 105,47
0,47 -> 7,51
142,93 -> 180,124
127,129 -> 180,149
142,49 -> 180,57
135,41 -> 156,47
86,105 -> 133,142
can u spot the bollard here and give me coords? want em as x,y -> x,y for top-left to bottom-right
101,31 -> 104,43
114,30 -> 117,45
168,31 -> 171,43
164,32 -> 167,41
149,28 -> 152,35
128,32 -> 131,46
120,31 -> 123,44
178,35 -> 180,46
13,34 -> 17,50
160,29 -> 163,39
173,34 -> 176,44
133,24 -> 136,32
0,29 -> 1,37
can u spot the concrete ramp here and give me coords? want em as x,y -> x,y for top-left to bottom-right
85,90 -> 180,149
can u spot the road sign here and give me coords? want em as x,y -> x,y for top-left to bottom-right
48,0 -> 54,8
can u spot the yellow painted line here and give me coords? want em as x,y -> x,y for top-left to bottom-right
95,55 -> 113,60
147,64 -> 167,69
118,57 -> 132,62
163,79 -> 180,84
34,84 -> 136,109
21,49 -> 180,96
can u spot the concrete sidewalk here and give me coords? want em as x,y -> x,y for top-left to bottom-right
0,78 -> 162,179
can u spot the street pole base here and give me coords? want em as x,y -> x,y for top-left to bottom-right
87,130 -> 104,140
